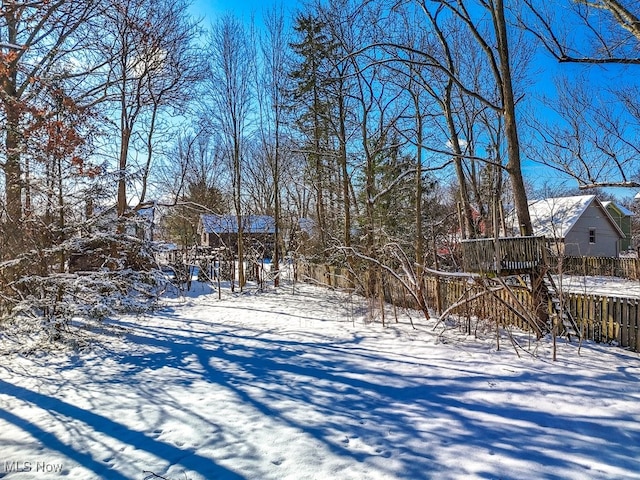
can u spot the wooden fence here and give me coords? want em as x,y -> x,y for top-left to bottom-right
550,256 -> 640,280
460,238 -> 640,280
564,293 -> 639,351
300,263 -> 640,352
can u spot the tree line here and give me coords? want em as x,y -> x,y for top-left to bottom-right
0,0 -> 639,329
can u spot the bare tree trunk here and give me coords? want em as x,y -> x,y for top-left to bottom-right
492,0 -> 548,331
412,87 -> 429,318
235,138 -> 245,290
313,91 -> 327,252
117,125 -> 131,219
4,106 -> 23,255
207,14 -> 254,290
338,92 -> 353,285
494,0 -> 532,236
273,130 -> 281,287
139,103 -> 159,205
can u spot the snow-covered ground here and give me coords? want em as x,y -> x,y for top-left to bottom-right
1,281 -> 639,480
559,275 -> 640,299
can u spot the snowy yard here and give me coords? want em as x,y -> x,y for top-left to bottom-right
1,281 -> 639,480
559,275 -> 640,299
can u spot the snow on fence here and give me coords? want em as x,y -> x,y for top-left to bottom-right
301,264 -> 640,352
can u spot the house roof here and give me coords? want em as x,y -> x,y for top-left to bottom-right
527,195 -> 624,239
200,214 -> 275,234
298,217 -> 315,236
601,201 -> 634,217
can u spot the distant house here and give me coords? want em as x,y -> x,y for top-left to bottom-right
68,204 -> 157,272
86,203 -> 156,241
515,195 -> 625,257
602,201 -> 633,251
198,214 -> 275,257
436,206 -> 487,259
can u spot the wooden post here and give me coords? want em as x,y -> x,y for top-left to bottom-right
621,299 -> 629,349
633,300 -> 639,352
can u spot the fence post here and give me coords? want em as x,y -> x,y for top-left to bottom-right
303,263 -> 640,353
620,299 -> 629,348
634,300 -> 639,353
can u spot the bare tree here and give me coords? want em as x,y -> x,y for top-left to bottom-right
526,75 -> 640,189
159,131 -> 229,249
521,0 -> 640,64
365,1 -> 533,234
256,4 -> 291,286
134,2 -> 203,206
395,6 -> 480,239
519,0 -> 640,189
96,0 -> 202,227
204,14 -> 255,291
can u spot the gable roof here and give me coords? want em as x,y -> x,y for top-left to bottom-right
601,200 -> 634,217
200,214 -> 275,234
527,195 -> 624,239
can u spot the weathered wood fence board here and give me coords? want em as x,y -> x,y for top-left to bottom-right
550,256 -> 640,280
301,263 -> 640,353
461,236 -> 547,273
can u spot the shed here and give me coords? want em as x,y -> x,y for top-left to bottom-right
199,214 -> 275,257
523,195 -> 625,257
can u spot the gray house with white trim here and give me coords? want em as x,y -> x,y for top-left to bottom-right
525,195 -> 625,257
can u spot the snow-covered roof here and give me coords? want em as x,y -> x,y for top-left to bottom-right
527,195 -> 594,239
200,214 -> 275,234
298,217 -> 315,236
137,206 -> 155,220
601,201 -> 634,217
154,241 -> 178,251
527,195 -> 623,239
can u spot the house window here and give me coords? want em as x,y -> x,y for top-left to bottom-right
589,228 -> 596,244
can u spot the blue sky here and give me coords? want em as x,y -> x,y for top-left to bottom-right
187,0 -> 637,202
189,0 -> 255,21
189,0 -> 298,24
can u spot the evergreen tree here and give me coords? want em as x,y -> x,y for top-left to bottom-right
289,13 -> 339,257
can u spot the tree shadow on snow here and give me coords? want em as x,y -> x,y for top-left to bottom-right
2,296 -> 639,480
0,377 -> 245,479
108,310 -> 640,480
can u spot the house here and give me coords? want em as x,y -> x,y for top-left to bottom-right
199,214 -> 275,257
85,203 -> 156,241
68,204 -> 157,272
518,195 -> 625,257
601,201 -> 633,251
135,205 -> 156,242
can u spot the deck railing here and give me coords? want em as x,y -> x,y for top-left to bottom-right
461,236 -> 548,274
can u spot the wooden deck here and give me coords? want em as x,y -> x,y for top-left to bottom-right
461,236 -> 548,274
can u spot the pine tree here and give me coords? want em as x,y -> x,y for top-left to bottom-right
289,13 -> 339,258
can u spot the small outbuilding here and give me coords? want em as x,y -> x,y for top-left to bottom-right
601,200 -> 633,252
198,214 -> 275,258
523,195 -> 625,257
